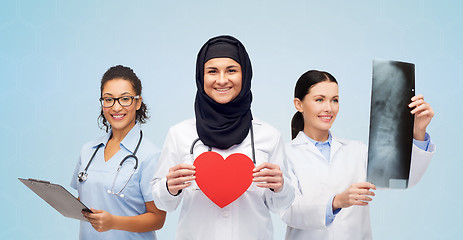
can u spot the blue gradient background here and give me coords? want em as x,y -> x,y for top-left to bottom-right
0,1 -> 461,239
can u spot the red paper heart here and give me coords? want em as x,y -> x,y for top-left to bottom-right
193,151 -> 254,208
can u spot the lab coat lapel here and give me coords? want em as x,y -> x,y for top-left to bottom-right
330,135 -> 346,161
292,131 -> 326,161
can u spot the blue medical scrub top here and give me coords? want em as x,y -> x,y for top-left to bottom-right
71,124 -> 160,240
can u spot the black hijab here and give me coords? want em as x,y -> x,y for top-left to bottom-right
194,35 -> 253,149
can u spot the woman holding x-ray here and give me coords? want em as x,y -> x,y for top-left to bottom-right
281,70 -> 435,239
70,65 -> 166,239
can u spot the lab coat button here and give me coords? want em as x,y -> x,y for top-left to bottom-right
222,211 -> 229,217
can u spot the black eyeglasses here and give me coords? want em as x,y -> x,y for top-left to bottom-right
99,95 -> 140,108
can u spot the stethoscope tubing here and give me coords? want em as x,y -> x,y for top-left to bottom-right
78,130 -> 143,197
190,125 -> 256,164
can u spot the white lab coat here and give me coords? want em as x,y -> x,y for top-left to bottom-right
281,131 -> 435,240
151,118 -> 295,240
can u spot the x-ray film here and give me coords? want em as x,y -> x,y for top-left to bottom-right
367,60 -> 415,189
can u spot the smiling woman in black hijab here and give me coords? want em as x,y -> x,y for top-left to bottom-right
195,35 -> 253,149
151,35 -> 294,240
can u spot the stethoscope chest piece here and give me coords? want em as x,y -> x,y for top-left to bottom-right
78,171 -> 88,182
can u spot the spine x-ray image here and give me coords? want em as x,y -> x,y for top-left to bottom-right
367,60 -> 415,189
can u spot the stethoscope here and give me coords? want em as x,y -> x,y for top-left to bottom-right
77,130 -> 143,198
190,125 -> 256,165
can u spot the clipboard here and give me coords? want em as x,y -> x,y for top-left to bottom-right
18,178 -> 92,221
366,59 -> 415,189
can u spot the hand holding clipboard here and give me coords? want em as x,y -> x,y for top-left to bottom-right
19,178 -> 92,221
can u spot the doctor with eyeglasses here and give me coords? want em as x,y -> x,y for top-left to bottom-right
71,65 -> 166,240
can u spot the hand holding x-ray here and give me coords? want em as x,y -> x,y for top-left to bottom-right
409,94 -> 434,141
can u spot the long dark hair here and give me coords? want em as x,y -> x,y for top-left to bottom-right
291,70 -> 338,139
98,65 -> 149,132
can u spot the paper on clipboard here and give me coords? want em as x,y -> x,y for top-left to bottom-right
19,178 -> 91,221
